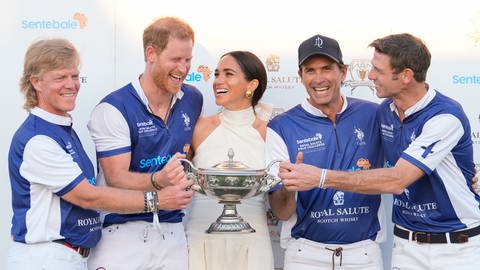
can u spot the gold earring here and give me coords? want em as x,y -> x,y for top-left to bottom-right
245,90 -> 253,98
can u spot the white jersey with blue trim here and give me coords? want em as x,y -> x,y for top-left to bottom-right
266,97 -> 386,244
88,78 -> 203,226
378,89 -> 480,232
8,108 -> 101,248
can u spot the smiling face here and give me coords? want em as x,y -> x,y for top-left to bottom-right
368,51 -> 404,99
299,55 -> 346,112
31,65 -> 80,116
213,55 -> 255,111
149,36 -> 193,94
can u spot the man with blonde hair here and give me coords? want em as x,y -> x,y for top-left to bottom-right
6,38 -> 187,269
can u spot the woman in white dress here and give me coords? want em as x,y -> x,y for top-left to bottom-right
185,51 -> 274,270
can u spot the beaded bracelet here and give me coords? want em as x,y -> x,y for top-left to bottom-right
143,192 -> 148,212
144,191 -> 158,213
150,172 -> 162,190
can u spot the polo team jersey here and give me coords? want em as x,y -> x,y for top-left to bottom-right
378,89 -> 480,232
267,97 -> 386,244
8,108 -> 101,248
92,82 -> 203,227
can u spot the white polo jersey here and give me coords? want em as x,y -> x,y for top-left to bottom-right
8,107 -> 101,248
378,89 -> 480,232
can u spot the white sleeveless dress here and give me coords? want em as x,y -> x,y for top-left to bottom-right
185,106 -> 274,270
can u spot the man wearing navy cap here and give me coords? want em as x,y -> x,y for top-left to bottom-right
277,33 -> 480,270
267,34 -> 385,269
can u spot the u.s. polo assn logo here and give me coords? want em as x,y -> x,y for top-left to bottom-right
182,112 -> 192,131
354,127 -> 366,146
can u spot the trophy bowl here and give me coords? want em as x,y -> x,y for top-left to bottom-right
180,148 -> 281,234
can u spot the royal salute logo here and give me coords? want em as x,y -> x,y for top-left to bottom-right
343,59 -> 375,94
21,12 -> 88,30
333,191 -> 344,206
469,11 -> 480,46
265,55 -> 280,72
265,54 -> 301,90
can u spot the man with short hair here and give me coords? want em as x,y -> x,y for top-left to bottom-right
267,34 -> 385,270
87,17 -> 203,269
279,33 -> 480,270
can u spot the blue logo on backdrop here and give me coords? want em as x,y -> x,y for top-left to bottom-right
21,13 -> 88,30
185,72 -> 203,82
452,75 -> 480,85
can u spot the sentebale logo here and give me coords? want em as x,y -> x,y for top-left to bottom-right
21,12 -> 88,30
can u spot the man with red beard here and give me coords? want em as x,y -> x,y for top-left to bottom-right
87,17 -> 203,270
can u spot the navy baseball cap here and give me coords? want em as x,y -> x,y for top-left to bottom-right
298,34 -> 343,66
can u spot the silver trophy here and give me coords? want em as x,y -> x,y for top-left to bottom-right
180,148 -> 281,233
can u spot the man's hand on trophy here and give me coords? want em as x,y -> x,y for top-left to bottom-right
156,179 -> 195,210
152,153 -> 187,189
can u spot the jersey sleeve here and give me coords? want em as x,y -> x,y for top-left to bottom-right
21,135 -> 84,194
87,102 -> 131,158
402,114 -> 464,174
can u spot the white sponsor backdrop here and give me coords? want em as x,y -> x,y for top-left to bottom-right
1,1 -> 479,268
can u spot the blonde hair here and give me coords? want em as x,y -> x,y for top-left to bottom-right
142,17 -> 194,61
19,38 -> 80,111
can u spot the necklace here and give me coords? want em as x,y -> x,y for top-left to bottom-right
163,95 -> 174,123
148,94 -> 174,123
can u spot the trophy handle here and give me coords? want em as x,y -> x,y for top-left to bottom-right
178,158 -> 205,194
257,174 -> 282,194
256,159 -> 283,194
265,159 -> 282,171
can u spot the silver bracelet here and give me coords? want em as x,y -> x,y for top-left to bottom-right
319,169 -> 328,189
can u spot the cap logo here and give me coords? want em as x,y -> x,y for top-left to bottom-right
314,36 -> 324,48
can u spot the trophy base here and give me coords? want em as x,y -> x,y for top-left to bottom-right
206,202 -> 256,233
206,220 -> 256,234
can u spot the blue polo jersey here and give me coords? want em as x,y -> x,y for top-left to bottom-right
8,108 -> 101,248
96,83 -> 203,226
267,97 -> 385,244
378,89 -> 480,232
